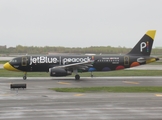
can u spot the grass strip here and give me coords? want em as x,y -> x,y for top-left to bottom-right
0,61 -> 8,64
1,69 -> 162,77
50,86 -> 162,93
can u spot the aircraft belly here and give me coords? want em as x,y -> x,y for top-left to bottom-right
93,63 -> 118,71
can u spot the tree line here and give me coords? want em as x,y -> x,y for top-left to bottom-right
0,45 -> 161,55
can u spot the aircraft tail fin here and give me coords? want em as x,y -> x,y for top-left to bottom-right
127,30 -> 156,56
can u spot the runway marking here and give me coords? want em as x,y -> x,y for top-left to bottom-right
123,81 -> 139,84
74,94 -> 84,96
155,94 -> 162,97
57,82 -> 71,85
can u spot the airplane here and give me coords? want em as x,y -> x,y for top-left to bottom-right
3,30 -> 159,80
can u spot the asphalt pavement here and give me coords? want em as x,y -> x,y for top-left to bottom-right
0,77 -> 162,120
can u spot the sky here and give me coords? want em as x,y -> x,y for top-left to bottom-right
0,0 -> 162,48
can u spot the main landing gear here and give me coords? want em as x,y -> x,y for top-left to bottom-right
74,69 -> 80,80
75,74 -> 80,80
23,72 -> 27,80
91,72 -> 93,78
74,70 -> 94,80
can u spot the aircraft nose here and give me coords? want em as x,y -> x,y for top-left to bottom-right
3,62 -> 15,71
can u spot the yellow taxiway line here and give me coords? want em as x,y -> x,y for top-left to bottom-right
123,81 -> 139,84
57,82 -> 71,85
74,94 -> 84,96
155,94 -> 162,97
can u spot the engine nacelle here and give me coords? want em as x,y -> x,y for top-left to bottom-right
49,68 -> 72,77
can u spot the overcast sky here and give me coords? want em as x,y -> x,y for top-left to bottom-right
0,0 -> 162,48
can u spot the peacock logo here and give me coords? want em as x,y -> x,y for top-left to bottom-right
140,41 -> 149,52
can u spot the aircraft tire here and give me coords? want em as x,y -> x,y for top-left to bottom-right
75,74 -> 80,80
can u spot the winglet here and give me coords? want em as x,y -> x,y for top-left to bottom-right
146,30 -> 156,40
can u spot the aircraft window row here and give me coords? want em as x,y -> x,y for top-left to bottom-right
97,59 -> 119,62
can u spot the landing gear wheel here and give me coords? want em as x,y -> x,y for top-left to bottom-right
23,72 -> 27,80
75,74 -> 80,80
23,76 -> 27,80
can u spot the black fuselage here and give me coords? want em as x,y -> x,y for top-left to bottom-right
9,55 -> 154,72
3,30 -> 159,80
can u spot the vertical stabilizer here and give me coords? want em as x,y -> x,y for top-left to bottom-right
127,30 -> 156,56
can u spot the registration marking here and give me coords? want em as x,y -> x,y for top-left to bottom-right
123,81 -> 139,84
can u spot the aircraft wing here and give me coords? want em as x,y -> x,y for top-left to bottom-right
52,60 -> 95,70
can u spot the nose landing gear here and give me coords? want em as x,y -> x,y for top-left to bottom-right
23,72 -> 27,80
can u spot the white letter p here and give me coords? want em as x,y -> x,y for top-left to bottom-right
140,42 -> 146,52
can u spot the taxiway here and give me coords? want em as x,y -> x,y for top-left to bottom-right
1,76 -> 162,87
0,77 -> 162,120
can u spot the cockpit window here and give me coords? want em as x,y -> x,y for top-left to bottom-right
10,59 -> 18,63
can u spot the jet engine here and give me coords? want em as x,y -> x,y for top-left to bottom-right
49,68 -> 72,77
